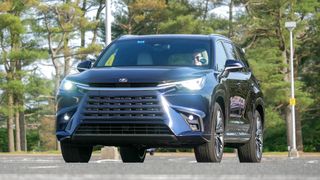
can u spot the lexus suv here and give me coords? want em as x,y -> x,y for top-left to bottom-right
56,34 -> 264,163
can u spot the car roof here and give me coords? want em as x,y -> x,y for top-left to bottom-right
118,34 -> 231,42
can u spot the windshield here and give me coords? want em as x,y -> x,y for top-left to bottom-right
95,38 -> 211,68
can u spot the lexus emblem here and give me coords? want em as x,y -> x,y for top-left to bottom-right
119,78 -> 128,83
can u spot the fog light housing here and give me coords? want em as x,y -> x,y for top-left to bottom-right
63,114 -> 70,121
190,124 -> 200,131
180,112 -> 201,131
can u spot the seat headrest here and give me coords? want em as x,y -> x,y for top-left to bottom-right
137,53 -> 153,65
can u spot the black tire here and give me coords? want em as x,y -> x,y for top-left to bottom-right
120,146 -> 146,163
237,110 -> 263,163
194,102 -> 225,163
60,142 -> 93,163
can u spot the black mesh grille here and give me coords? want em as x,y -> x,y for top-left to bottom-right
74,123 -> 172,135
82,95 -> 164,121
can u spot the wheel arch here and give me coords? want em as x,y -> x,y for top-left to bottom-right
216,96 -> 225,119
212,88 -> 227,126
255,97 -> 265,126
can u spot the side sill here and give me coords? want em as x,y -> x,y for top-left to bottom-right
224,134 -> 251,144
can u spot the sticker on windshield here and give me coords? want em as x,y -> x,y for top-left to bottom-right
105,53 -> 116,66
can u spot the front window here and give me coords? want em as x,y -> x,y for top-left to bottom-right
95,39 -> 211,68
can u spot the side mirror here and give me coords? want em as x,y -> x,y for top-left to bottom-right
77,60 -> 92,72
225,59 -> 245,71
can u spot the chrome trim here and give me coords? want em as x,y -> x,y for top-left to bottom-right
74,82 -> 90,87
157,77 -> 206,89
59,80 -> 89,91
170,105 -> 205,132
76,84 -> 175,91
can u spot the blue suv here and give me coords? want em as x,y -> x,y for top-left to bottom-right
56,34 -> 264,163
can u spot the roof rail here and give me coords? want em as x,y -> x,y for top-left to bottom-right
209,34 -> 230,40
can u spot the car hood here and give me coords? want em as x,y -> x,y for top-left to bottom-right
67,67 -> 212,85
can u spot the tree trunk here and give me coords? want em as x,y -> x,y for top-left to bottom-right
64,56 -> 71,76
54,69 -> 61,109
15,64 -> 25,151
19,111 -> 27,151
228,0 -> 234,38
54,67 -> 61,152
285,106 -> 292,150
15,105 -> 21,152
282,50 -> 292,150
296,107 -> 303,151
63,35 -> 71,77
80,0 -> 87,48
203,0 -> 209,20
7,92 -> 15,152
80,30 -> 85,48
91,1 -> 104,44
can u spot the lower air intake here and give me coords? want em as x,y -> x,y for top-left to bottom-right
74,123 -> 172,135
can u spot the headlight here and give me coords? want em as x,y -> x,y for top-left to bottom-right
60,79 -> 89,91
158,77 -> 206,90
179,77 -> 206,90
60,79 -> 75,91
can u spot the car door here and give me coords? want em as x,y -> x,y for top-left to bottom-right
222,41 -> 251,135
234,46 -> 256,134
214,40 -> 236,136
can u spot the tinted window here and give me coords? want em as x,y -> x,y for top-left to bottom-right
95,39 -> 211,67
223,42 -> 238,60
235,46 -> 250,68
215,41 -> 228,71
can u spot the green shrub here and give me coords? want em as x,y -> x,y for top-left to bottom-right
27,130 -> 40,151
0,128 -> 8,152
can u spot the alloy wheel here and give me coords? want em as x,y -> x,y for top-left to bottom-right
214,109 -> 224,158
255,115 -> 263,159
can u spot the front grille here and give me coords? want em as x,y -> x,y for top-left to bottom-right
74,123 -> 172,135
82,95 -> 164,122
88,83 -> 158,87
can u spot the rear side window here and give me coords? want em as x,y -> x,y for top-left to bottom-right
235,46 -> 250,68
223,42 -> 238,60
215,41 -> 228,71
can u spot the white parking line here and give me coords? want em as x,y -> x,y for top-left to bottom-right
94,159 -> 121,163
168,157 -> 187,162
306,160 -> 318,164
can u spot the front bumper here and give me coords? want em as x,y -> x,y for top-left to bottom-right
56,85 -> 211,147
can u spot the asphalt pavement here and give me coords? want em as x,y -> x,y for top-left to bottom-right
0,153 -> 319,180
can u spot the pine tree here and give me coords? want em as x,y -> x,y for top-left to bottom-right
0,0 -> 48,152
35,0 -> 103,99
235,0 -> 319,151
298,6 -> 320,151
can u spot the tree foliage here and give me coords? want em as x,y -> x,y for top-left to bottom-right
110,0 -> 320,152
0,0 -> 319,152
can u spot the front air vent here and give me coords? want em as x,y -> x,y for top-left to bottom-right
81,95 -> 164,122
74,123 -> 172,135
